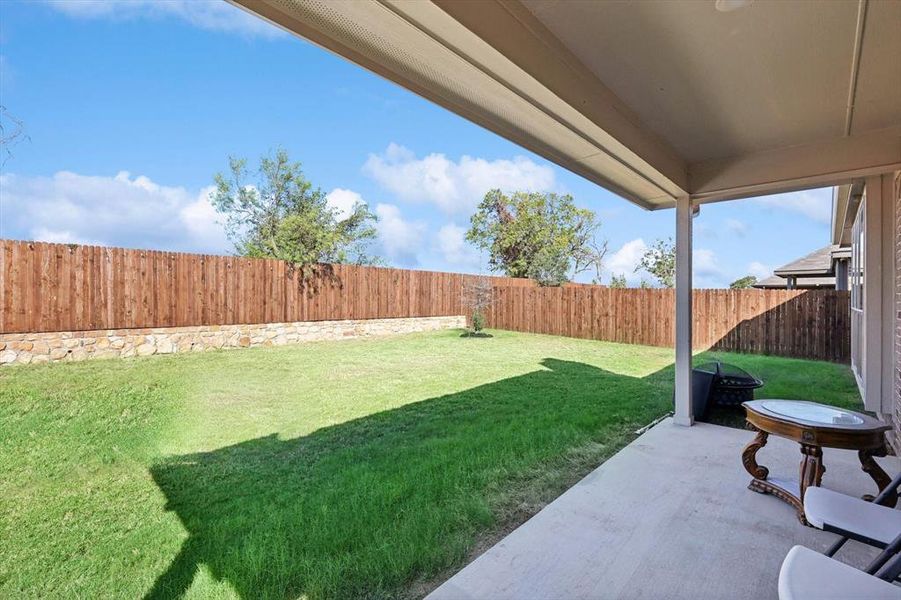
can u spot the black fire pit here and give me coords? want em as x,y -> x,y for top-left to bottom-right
698,361 -> 764,406
676,361 -> 764,420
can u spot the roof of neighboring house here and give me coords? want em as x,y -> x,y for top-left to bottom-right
754,275 -> 837,289
773,245 -> 839,277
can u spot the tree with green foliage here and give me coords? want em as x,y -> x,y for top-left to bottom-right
466,189 -> 607,286
730,275 -> 758,289
609,274 -> 627,288
637,238 -> 676,288
212,148 -> 380,267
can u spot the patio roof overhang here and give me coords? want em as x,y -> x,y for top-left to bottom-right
832,181 -> 865,246
233,0 -> 900,208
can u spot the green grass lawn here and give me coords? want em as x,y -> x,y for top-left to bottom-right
0,329 -> 860,599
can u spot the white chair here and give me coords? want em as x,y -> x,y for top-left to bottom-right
778,545 -> 901,600
803,470 -> 901,573
804,485 -> 901,550
780,475 -> 901,599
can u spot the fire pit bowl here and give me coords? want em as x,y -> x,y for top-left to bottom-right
697,361 -> 764,406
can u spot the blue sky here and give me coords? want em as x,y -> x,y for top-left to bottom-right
0,0 -> 835,287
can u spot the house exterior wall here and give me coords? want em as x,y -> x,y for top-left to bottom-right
848,173 -> 899,453
893,171 -> 901,454
880,174 -> 897,434
835,258 -> 849,291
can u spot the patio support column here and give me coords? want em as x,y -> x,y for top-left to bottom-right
674,195 -> 694,426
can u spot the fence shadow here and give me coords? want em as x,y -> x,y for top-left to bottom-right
144,358 -> 672,599
706,291 -> 850,363
486,288 -> 849,363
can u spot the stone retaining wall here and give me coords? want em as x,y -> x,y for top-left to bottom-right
0,316 -> 466,366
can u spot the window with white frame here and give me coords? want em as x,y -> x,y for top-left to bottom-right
850,198 -> 865,311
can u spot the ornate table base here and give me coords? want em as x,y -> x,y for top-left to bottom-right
859,447 -> 897,505
741,427 -> 895,525
742,429 -> 823,524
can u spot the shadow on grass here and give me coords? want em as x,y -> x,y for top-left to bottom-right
145,359 -> 672,600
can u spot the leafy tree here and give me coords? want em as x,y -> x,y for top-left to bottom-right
212,148 -> 380,266
526,245 -> 572,287
466,189 -> 607,286
639,279 -> 653,289
609,273 -> 628,288
637,237 -> 676,288
730,275 -> 758,289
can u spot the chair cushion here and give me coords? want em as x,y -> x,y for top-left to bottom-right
804,486 -> 901,546
778,545 -> 901,600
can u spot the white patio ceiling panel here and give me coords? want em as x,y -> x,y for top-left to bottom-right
851,0 -> 901,135
522,0 -> 860,162
234,0 -> 901,210
237,0 -> 681,208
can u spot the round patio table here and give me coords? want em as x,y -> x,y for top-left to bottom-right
741,399 -> 893,524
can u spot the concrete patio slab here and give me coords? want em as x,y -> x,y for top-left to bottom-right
427,418 -> 899,600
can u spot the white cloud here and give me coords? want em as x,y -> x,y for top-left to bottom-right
693,248 -> 723,279
363,143 -> 556,214
0,171 -> 231,254
44,0 -> 283,38
694,222 -> 717,240
604,240 -> 731,287
179,185 -> 230,250
747,261 -> 773,281
753,189 -> 832,224
694,248 -> 732,288
29,227 -> 96,245
724,218 -> 747,237
604,238 -> 648,284
325,188 -> 364,221
606,238 -> 647,274
436,223 -> 480,269
374,203 -> 426,266
602,240 -> 733,287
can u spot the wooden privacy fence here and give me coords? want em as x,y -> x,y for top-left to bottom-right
486,287 -> 850,362
0,240 -> 850,361
0,240 -> 529,334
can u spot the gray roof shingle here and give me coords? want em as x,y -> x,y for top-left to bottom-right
753,275 -> 837,289
773,245 -> 839,277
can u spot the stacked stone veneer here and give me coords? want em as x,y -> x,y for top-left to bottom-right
0,316 -> 465,366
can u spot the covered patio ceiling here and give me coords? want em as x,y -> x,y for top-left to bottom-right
233,0 -> 901,210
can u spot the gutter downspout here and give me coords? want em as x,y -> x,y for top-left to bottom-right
844,0 -> 868,136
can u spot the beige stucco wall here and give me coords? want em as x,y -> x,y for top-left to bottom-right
0,316 -> 466,367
